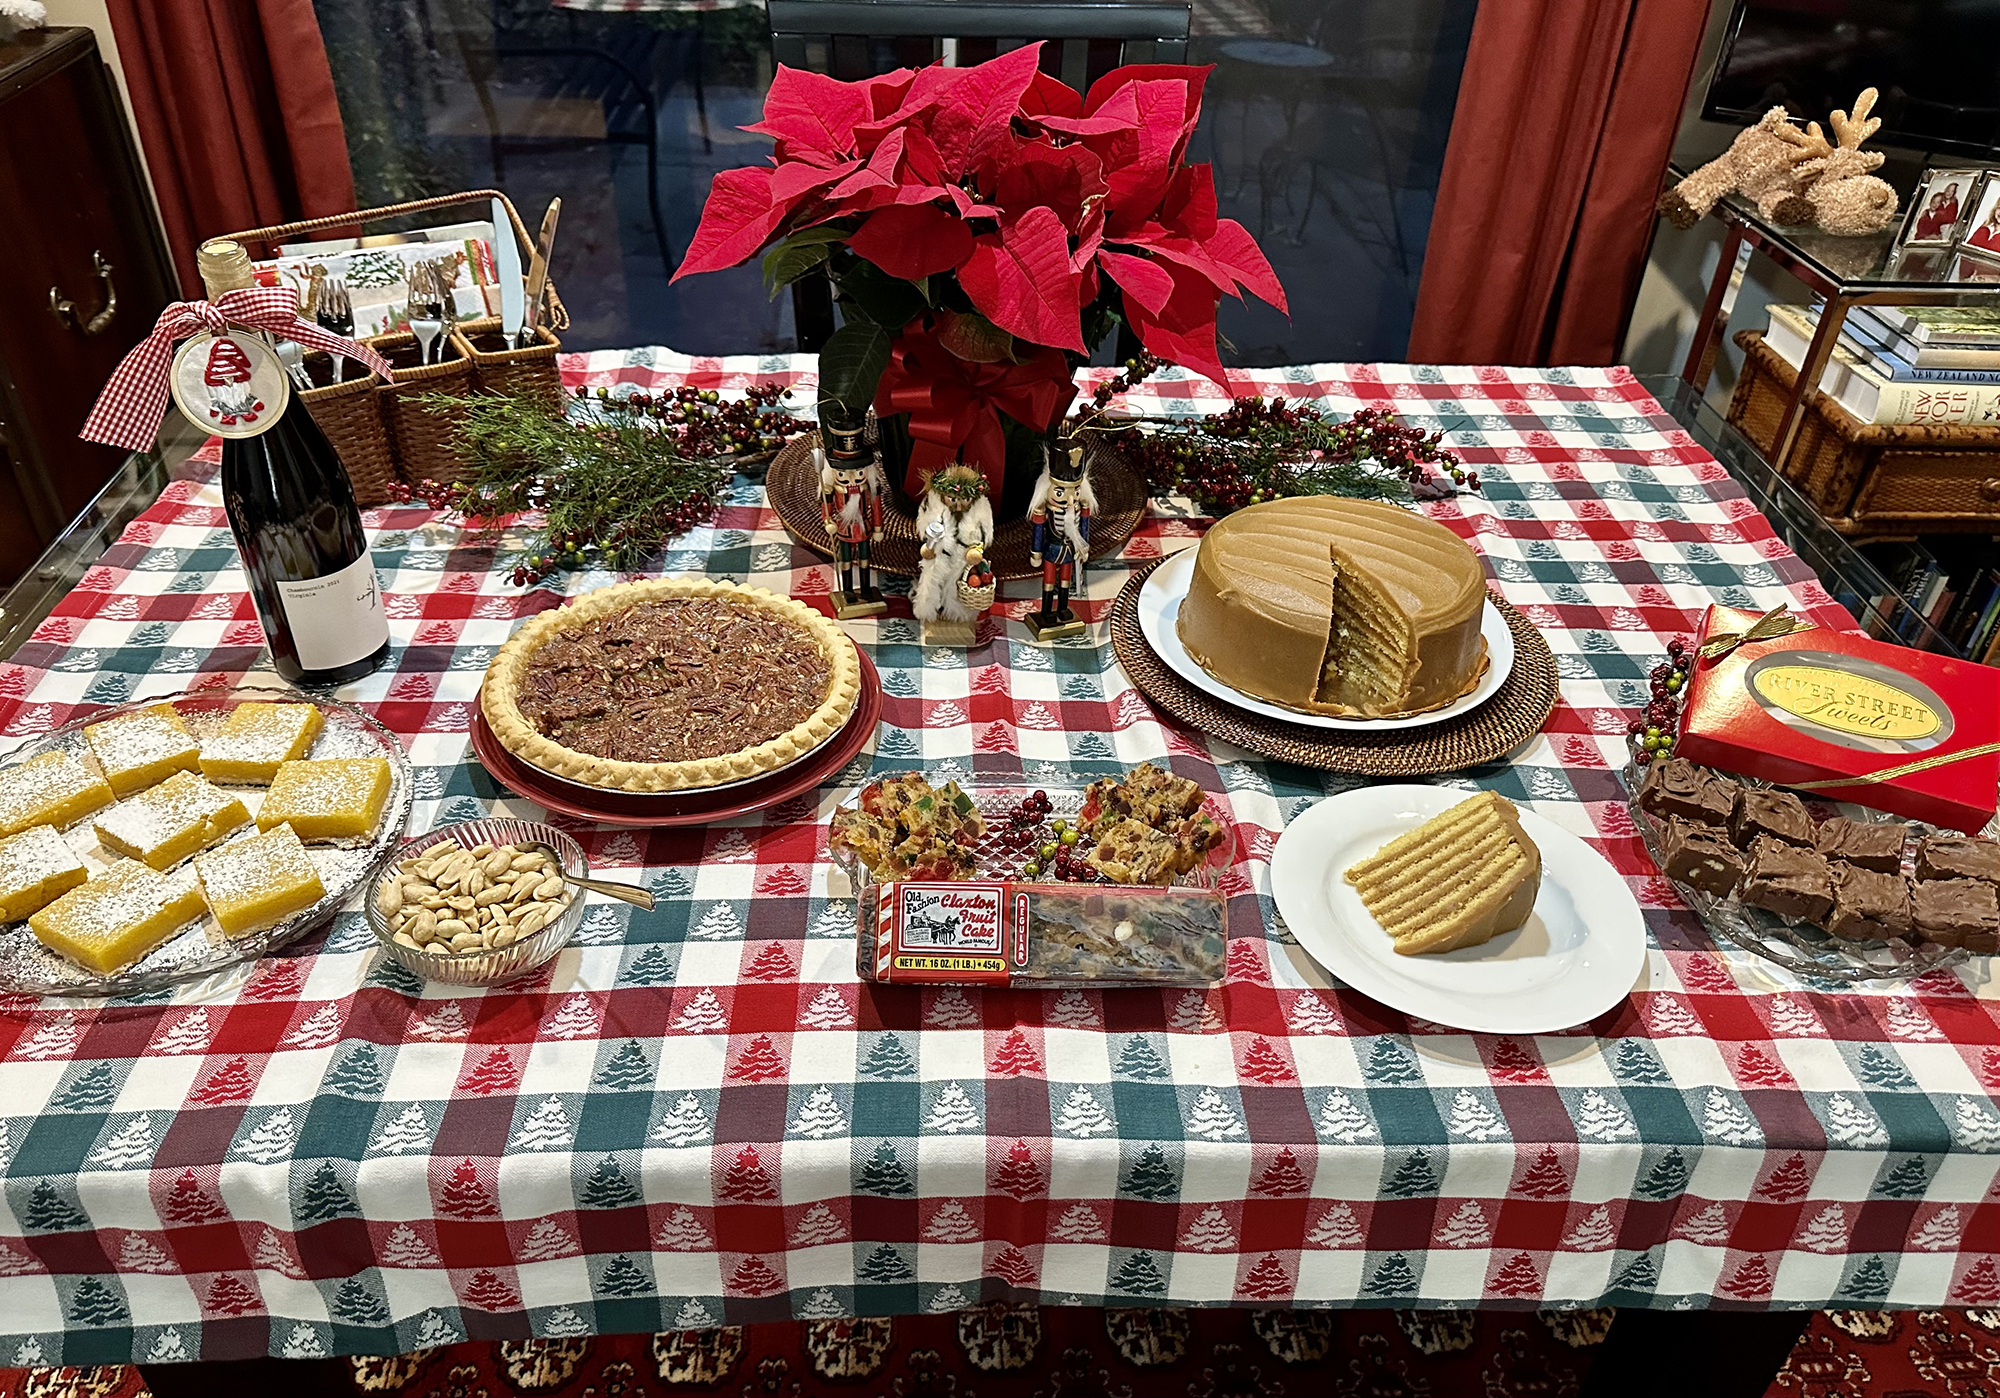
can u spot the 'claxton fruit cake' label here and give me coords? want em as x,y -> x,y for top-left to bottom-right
1679,605 -> 1998,833
871,881 -> 1030,983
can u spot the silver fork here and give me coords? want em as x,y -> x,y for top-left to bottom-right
406,262 -> 442,366
315,276 -> 354,383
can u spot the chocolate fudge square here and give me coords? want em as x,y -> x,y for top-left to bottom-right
1730,789 -> 1815,849
1660,819 -> 1745,897
1912,878 -> 1999,954
1638,758 -> 1737,826
1914,835 -> 2000,886
1739,835 -> 1834,923
1826,866 -> 1911,942
1815,818 -> 1906,874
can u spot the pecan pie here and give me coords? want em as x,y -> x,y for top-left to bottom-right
481,579 -> 860,792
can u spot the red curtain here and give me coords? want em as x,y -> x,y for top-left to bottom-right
1407,0 -> 1708,366
105,0 -> 358,296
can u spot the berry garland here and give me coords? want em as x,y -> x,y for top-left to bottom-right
392,384 -> 809,586
1628,636 -> 1694,765
1071,355 -> 1476,515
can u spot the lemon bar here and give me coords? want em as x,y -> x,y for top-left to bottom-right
258,757 -> 392,841
30,859 -> 206,974
0,825 -> 88,922
194,823 -> 325,936
199,702 -> 324,785
0,751 -> 115,835
94,770 -> 252,872
84,703 -> 202,798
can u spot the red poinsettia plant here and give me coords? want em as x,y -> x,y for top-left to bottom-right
672,44 -> 1285,496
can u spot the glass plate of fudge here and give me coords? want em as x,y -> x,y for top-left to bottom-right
0,687 -> 414,997
1628,756 -> 1996,983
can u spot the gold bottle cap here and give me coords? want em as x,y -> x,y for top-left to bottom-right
196,239 -> 256,298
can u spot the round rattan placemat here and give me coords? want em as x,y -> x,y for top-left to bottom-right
1110,557 -> 1561,775
767,431 -> 1150,580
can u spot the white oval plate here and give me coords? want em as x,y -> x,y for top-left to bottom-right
1137,546 -> 1514,731
1270,785 -> 1647,1034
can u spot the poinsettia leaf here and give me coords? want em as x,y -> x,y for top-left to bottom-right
848,203 -> 974,281
761,225 -> 850,296
927,43 -> 1044,178
835,259 -> 932,331
991,138 -> 1107,232
742,67 -> 872,156
1122,258 -> 1226,384
1207,218 -> 1288,313
861,68 -> 918,122
817,319 -> 895,420
1020,69 -> 1084,120
1083,63 -> 1211,129
1034,87 -> 1140,138
958,206 -> 1084,353
1125,230 -> 1235,295
1102,81 -> 1187,232
1160,164 -> 1218,241
1098,250 -> 1174,317
672,167 -> 780,281
770,158 -> 861,212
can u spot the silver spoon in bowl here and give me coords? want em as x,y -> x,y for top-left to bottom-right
521,840 -> 656,909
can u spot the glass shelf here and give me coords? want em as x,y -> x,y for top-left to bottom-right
1638,374 -> 1962,658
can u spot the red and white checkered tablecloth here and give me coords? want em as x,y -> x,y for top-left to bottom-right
0,356 -> 1992,1366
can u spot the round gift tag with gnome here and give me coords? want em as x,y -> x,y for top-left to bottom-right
913,462 -> 995,647
1026,442 -> 1094,642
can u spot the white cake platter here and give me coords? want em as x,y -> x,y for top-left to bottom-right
1136,546 -> 1514,731
1270,785 -> 1648,1034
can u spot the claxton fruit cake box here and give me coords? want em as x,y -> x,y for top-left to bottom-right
1677,606 -> 1999,833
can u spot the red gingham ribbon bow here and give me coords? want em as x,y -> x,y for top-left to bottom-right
80,289 -> 396,453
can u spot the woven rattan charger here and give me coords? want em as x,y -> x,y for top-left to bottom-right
767,431 -> 1149,580
1110,557 -> 1560,775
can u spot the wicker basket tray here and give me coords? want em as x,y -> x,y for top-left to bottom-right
223,189 -> 566,491
1728,330 -> 2000,537
296,362 -> 396,506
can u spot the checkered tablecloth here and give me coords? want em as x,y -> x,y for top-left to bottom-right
0,357 -> 1993,1368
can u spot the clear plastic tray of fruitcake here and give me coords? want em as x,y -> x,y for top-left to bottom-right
1623,760 -> 1986,984
828,762 -> 1234,987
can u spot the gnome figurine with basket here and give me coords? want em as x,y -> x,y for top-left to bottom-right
914,461 -> 996,647
1026,442 -> 1094,642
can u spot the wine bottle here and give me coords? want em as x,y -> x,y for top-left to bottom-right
196,240 -> 389,687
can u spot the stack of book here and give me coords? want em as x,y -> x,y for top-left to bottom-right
1858,539 -> 2000,664
1758,302 -> 2000,427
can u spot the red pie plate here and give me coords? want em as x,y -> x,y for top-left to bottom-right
468,650 -> 881,827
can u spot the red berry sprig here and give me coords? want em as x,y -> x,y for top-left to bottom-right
1628,637 -> 1692,765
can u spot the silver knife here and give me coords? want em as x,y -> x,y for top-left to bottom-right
520,198 -> 561,347
492,197 -> 524,346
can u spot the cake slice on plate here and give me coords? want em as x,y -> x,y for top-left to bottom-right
1343,790 -> 1542,955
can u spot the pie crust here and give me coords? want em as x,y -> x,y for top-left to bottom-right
481,578 -> 861,793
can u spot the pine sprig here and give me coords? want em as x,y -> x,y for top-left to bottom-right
1071,356 -> 1474,515
396,385 -> 807,585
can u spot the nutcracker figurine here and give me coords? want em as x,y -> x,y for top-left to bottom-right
1026,443 -> 1094,641
913,461 -> 995,647
817,405 -> 887,619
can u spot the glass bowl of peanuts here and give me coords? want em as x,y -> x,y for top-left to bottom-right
366,817 -> 588,986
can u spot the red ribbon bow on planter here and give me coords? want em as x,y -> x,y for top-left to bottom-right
873,319 -> 1078,500
80,289 -> 396,454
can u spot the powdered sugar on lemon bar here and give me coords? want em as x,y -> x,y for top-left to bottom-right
199,702 -> 324,785
0,751 -> 115,835
95,770 -> 251,871
194,823 -> 325,936
0,825 -> 88,922
84,703 -> 202,797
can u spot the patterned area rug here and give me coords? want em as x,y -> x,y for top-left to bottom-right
3,1307 -> 1994,1396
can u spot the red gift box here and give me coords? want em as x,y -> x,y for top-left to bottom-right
1676,606 -> 1999,833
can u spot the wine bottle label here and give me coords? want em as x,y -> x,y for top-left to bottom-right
275,553 -> 389,672
169,330 -> 291,439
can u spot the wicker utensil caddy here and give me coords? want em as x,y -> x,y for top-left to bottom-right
223,190 -> 566,504
1728,330 -> 2000,538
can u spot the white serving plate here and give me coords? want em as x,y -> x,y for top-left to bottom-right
1270,785 -> 1647,1034
1137,546 -> 1514,731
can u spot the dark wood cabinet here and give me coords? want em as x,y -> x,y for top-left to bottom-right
0,26 -> 176,585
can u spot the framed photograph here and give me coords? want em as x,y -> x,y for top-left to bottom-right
1896,168 -> 1980,249
1888,246 -> 1951,281
1948,248 -> 2000,284
1960,174 -> 2000,257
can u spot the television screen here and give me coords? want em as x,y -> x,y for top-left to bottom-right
1704,0 -> 2000,160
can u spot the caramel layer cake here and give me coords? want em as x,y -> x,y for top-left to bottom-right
1343,791 -> 1542,954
